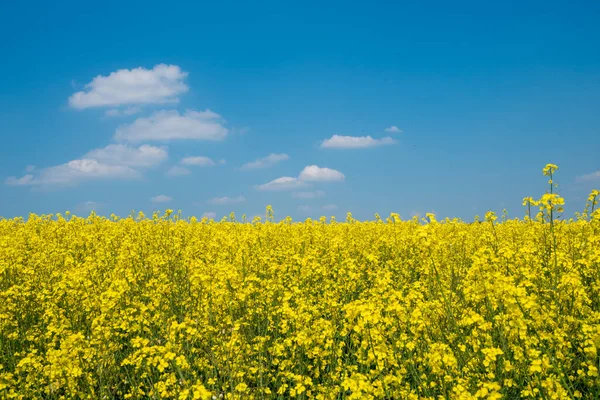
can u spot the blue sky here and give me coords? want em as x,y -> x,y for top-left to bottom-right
1,0 -> 599,221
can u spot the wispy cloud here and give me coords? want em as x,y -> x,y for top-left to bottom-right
576,171 -> 600,182
76,201 -> 103,213
321,134 -> 397,149
257,177 -> 306,191
242,153 -> 289,169
114,109 -> 228,143
151,194 -> 172,203
384,126 -> 402,133
6,144 -> 166,187
202,211 -> 217,219
69,64 -> 188,109
181,156 -> 217,167
257,165 -> 344,191
207,196 -> 246,205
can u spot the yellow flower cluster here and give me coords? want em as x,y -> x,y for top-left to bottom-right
1,165 -> 599,399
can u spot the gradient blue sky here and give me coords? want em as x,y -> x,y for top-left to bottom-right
1,0 -> 599,221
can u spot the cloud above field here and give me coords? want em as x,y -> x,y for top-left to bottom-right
320,135 -> 396,149
257,165 -> 344,191
114,109 -> 228,143
69,64 -> 188,109
576,171 -> 600,182
242,153 -> 289,169
298,165 -> 345,182
181,156 -> 217,167
151,194 -> 172,203
257,177 -> 306,191
202,211 -> 217,219
5,144 -> 166,186
384,126 -> 402,133
207,195 -> 246,205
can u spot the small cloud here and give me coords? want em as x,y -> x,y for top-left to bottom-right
25,165 -> 36,172
218,159 -> 226,165
151,194 -> 172,203
322,204 -> 338,211
242,153 -> 289,169
384,126 -> 402,133
321,135 -> 397,149
207,195 -> 246,205
298,205 -> 312,213
77,201 -> 103,213
292,190 -> 325,199
181,156 -> 216,167
257,177 -> 306,191
299,165 -> 345,182
576,171 -> 600,182
69,64 -> 188,109
202,211 -> 217,219
257,165 -> 344,191
114,109 -> 228,143
166,166 -> 191,177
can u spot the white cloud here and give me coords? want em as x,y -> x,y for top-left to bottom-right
207,195 -> 246,205
321,135 -> 397,149
322,204 -> 338,211
384,126 -> 402,133
257,177 -> 307,191
299,165 -> 345,182
69,64 -> 188,109
151,194 -> 172,203
6,160 -> 139,186
5,144 -> 165,187
114,109 -> 228,143
105,106 -> 142,117
298,205 -> 312,213
257,165 -> 344,191
292,190 -> 325,199
576,171 -> 600,182
84,144 -> 167,167
242,153 -> 289,169
166,166 -> 191,177
181,156 -> 216,167
202,211 -> 217,219
77,201 -> 103,213
25,165 -> 36,172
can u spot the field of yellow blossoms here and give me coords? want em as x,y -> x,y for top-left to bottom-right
1,165 -> 599,399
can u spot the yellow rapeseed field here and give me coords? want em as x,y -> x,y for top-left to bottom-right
1,165 -> 599,399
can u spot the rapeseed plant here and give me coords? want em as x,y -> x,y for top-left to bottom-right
0,164 -> 599,399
